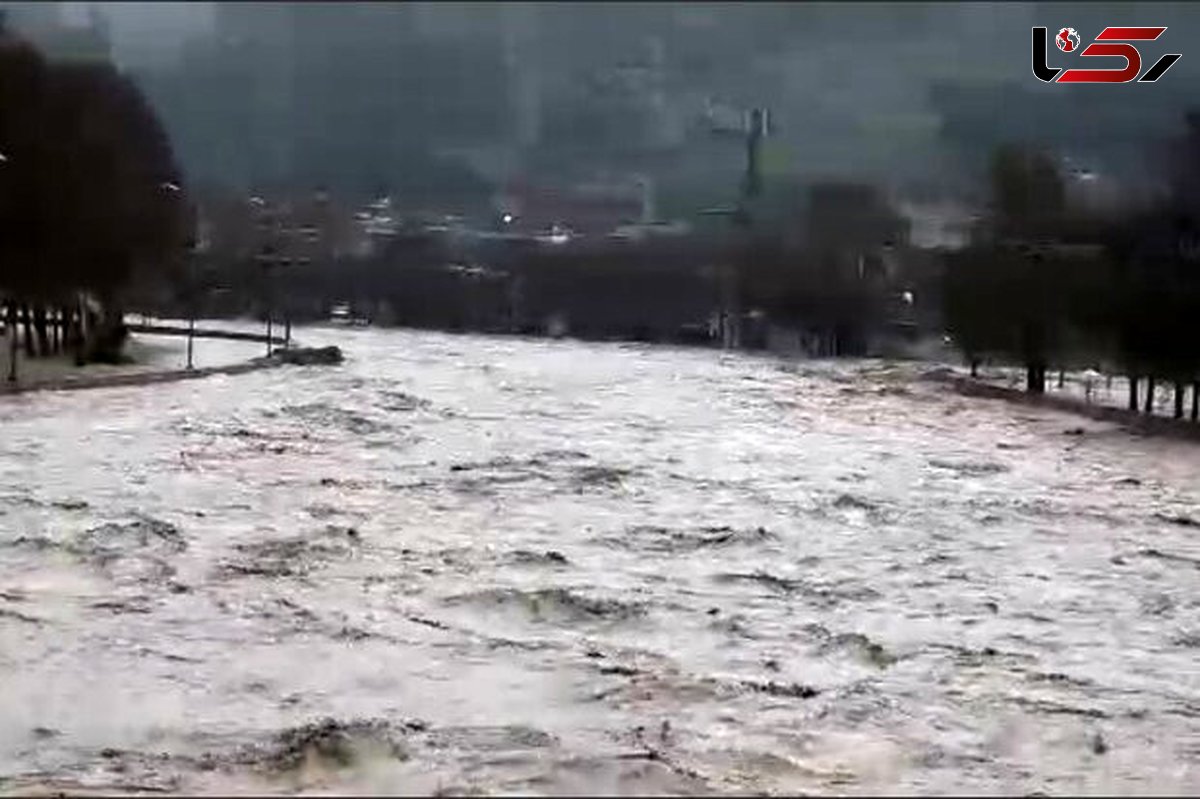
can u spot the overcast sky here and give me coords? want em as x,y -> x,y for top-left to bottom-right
19,2 -> 1200,193
63,1 -> 214,68
46,2 -> 1200,80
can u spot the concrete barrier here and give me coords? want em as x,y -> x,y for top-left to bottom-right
0,356 -> 285,396
0,344 -> 347,398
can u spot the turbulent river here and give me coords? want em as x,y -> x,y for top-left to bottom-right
1,326 -> 1198,795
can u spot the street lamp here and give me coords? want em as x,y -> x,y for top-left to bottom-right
250,197 -> 281,357
257,248 -> 277,357
158,180 -> 195,367
186,296 -> 195,369
283,256 -> 305,350
186,235 -> 199,371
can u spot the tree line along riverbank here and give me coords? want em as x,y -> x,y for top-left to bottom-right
941,129 -> 1200,423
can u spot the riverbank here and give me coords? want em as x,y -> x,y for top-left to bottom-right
0,355 -> 285,396
927,367 -> 1200,442
0,331 -> 277,397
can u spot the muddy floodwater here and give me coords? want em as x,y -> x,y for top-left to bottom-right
1,326 -> 1198,795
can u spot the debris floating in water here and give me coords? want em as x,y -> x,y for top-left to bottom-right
274,345 -> 345,365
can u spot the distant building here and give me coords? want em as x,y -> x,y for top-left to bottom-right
198,188 -> 363,272
896,199 -> 975,251
492,179 -> 648,237
352,196 -> 400,257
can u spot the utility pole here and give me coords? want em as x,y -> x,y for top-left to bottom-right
265,270 -> 274,357
720,107 -> 768,350
186,205 -> 207,371
254,200 -> 284,358
742,108 -> 767,205
256,246 -> 278,358
185,241 -> 197,370
282,256 -> 294,349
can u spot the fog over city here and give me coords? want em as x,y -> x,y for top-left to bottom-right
11,2 -> 1200,204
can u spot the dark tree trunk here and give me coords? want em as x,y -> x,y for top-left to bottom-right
969,358 -> 979,378
20,303 -> 35,357
1026,362 -> 1046,395
1174,381 -> 1185,419
89,301 -> 128,364
32,305 -> 49,356
66,306 -> 77,355
1128,376 -> 1139,411
6,303 -> 18,381
70,302 -> 86,367
60,307 -> 72,356
1057,369 -> 1065,389
1144,376 -> 1156,415
1193,382 -> 1199,422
